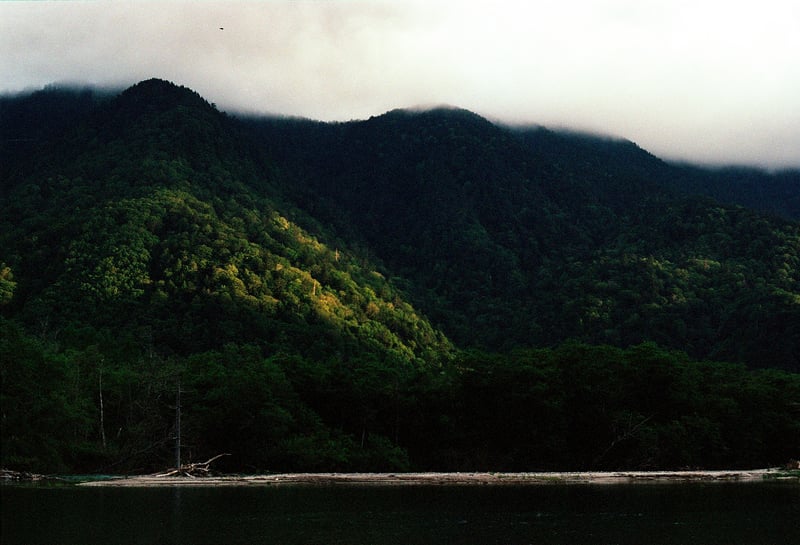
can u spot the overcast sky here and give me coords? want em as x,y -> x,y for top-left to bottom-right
2,0 -> 799,168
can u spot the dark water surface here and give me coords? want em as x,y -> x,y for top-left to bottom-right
2,481 -> 798,544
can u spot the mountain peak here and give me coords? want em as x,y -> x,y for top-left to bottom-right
115,78 -> 216,115
373,105 -> 494,128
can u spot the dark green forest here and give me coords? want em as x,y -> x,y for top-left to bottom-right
1,79 -> 799,473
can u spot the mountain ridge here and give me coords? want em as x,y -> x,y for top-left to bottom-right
3,79 -> 799,367
243,93 -> 800,364
1,79 -> 798,473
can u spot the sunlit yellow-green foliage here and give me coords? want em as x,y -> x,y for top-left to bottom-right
25,178 -> 448,363
0,264 -> 15,305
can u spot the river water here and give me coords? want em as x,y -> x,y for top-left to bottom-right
2,481 -> 798,544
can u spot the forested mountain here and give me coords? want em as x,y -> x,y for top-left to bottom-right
0,80 -> 452,472
248,108 -> 800,369
1,79 -> 799,473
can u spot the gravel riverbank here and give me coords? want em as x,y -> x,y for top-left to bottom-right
76,469 -> 797,487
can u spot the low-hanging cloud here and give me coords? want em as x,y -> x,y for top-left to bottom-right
2,0 -> 799,168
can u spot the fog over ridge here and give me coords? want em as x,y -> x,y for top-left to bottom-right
2,0 -> 798,168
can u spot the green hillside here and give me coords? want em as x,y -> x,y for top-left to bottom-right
0,80 -> 452,472
1,80 -> 798,473
248,108 -> 800,369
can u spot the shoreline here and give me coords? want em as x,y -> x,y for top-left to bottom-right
76,469 -> 799,487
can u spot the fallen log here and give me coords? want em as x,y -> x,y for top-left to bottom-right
153,453 -> 231,478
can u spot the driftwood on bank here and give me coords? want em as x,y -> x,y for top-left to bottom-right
152,453 -> 231,478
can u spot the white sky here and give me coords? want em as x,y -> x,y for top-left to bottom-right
2,0 -> 799,168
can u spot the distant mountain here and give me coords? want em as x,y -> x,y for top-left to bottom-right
667,163 -> 800,221
1,80 -> 798,473
0,86 -> 117,193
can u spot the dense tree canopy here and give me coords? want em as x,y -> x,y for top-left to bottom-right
249,108 -> 800,369
1,80 -> 798,473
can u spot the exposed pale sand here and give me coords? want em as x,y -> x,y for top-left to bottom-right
77,469 -> 796,487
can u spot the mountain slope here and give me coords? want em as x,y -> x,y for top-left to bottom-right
2,80 -> 445,356
247,108 -> 800,370
1,80 -> 452,472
